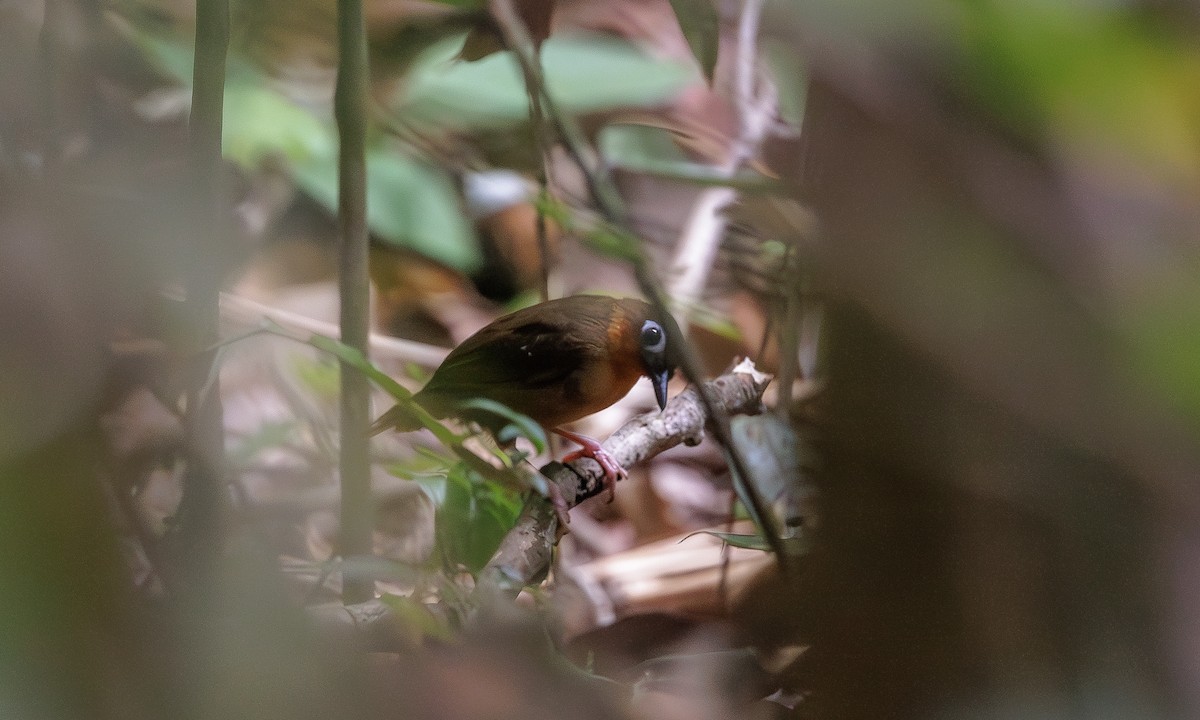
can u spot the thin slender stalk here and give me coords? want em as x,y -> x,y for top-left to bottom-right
176,0 -> 229,574
525,72 -> 552,303
335,0 -> 373,604
776,282 -> 802,414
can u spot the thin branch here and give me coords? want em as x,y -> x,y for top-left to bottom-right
335,0 -> 373,604
218,292 -> 450,367
524,52 -> 552,303
474,360 -> 773,604
669,185 -> 738,307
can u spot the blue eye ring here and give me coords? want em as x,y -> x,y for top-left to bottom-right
640,320 -> 666,354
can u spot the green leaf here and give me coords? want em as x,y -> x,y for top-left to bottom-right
436,464 -> 522,572
398,35 -> 695,130
597,125 -> 786,192
579,224 -> 646,263
129,26 -> 485,272
454,398 -> 547,453
412,474 -> 449,505
222,84 -> 335,167
668,0 -> 720,82
378,593 -> 456,643
685,530 -> 811,556
229,420 -> 297,464
292,149 -> 483,273
761,36 -> 808,128
289,355 -> 341,400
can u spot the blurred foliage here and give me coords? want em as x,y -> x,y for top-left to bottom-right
394,34 -> 695,131
125,22 -> 695,275
130,23 -> 483,270
956,0 -> 1200,172
11,0 -> 1200,716
667,0 -> 720,82
597,124 -> 785,190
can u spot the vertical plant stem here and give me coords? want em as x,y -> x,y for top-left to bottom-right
531,91 -> 551,303
335,0 -> 374,604
496,0 -> 552,302
776,247 -> 803,414
177,0 -> 229,575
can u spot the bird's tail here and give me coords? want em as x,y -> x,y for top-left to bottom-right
368,402 -> 423,436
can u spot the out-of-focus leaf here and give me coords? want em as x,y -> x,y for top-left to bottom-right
222,85 -> 334,167
415,0 -> 486,8
378,593 -> 456,644
290,355 -> 341,400
686,530 -> 811,556
668,0 -> 720,82
580,224 -> 646,263
956,1 -> 1200,176
123,22 -> 261,86
731,414 -> 810,504
124,25 -> 482,272
229,420 -> 297,464
762,36 -> 808,128
413,474 -> 449,505
600,123 -> 691,167
292,150 -> 482,272
1121,280 -> 1200,424
598,124 -> 785,192
399,35 -> 694,130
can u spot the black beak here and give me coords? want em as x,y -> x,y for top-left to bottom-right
651,369 -> 670,411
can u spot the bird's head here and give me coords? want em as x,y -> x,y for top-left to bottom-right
624,300 -> 682,412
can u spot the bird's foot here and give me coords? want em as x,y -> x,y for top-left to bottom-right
553,428 -> 626,502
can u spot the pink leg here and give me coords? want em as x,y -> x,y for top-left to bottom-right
553,428 -> 626,502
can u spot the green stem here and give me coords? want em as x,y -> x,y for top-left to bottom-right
335,0 -> 374,604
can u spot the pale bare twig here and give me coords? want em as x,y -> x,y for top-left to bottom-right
219,292 -> 450,367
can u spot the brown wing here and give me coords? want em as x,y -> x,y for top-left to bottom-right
413,297 -> 617,421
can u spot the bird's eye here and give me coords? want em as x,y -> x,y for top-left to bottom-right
640,320 -> 666,354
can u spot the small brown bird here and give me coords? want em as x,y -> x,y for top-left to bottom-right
370,295 -> 680,496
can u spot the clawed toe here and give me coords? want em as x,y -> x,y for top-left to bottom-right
554,428 -> 627,502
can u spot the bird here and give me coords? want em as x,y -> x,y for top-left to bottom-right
369,295 -> 680,501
